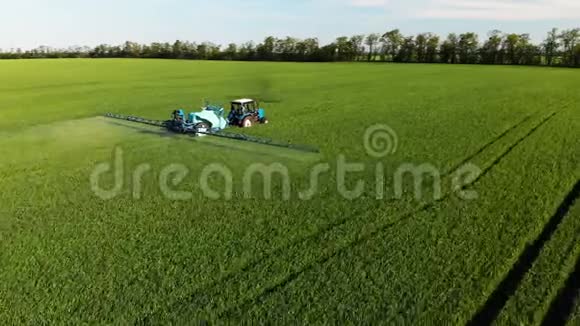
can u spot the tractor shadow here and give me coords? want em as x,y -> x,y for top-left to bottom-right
469,178 -> 580,325
542,249 -> 580,325
106,120 -> 176,138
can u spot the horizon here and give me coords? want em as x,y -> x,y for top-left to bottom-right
1,0 -> 580,50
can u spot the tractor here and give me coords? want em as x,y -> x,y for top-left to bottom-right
105,98 -> 319,152
227,99 -> 268,128
166,99 -> 267,134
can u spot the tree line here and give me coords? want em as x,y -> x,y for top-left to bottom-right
1,28 -> 579,67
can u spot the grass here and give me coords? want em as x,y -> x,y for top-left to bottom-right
0,59 -> 579,323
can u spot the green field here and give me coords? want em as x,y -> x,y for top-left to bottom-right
0,59 -> 579,323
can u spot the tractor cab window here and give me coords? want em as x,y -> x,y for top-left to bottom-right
246,102 -> 257,111
231,103 -> 244,114
231,101 -> 257,114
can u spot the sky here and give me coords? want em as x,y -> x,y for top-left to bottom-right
1,0 -> 579,50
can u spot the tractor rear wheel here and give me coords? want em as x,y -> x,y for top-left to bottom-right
242,117 -> 253,128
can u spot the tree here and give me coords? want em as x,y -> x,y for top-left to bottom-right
365,33 -> 380,62
350,35 -> 364,61
515,34 -> 539,65
502,33 -> 520,64
335,36 -> 351,61
381,29 -> 403,61
425,34 -> 440,63
314,43 -> 337,62
481,30 -> 503,64
206,42 -> 221,60
122,41 -> 141,58
224,43 -> 238,60
574,43 -> 580,66
197,43 -> 208,59
396,36 -> 415,62
415,33 -> 428,63
141,42 -> 164,58
440,33 -> 459,64
294,38 -> 319,61
302,38 -> 319,61
90,44 -> 108,58
295,40 -> 308,61
238,41 -> 256,60
458,32 -> 479,64
3,27 -> 580,67
543,28 -> 560,66
172,40 -> 185,59
257,36 -> 276,61
279,37 -> 298,61
182,41 -> 197,59
559,28 -> 580,66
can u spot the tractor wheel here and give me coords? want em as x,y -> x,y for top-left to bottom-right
260,117 -> 269,124
195,122 -> 210,129
242,117 -> 253,128
195,122 -> 210,136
